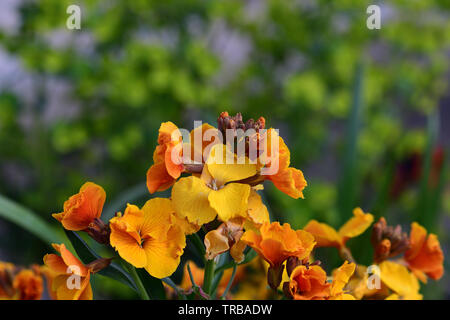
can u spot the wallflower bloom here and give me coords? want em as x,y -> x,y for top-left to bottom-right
12,269 -> 43,300
52,182 -> 106,231
43,244 -> 93,300
109,198 -> 186,278
304,207 -> 374,249
404,222 -> 444,282
242,222 -> 315,268
146,121 -> 184,193
283,261 -> 355,300
0,263 -> 43,300
172,144 -> 257,225
260,129 -> 307,199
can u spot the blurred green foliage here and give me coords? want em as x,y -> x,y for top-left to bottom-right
0,0 -> 449,298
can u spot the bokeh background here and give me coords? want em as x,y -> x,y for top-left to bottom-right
0,0 -> 449,299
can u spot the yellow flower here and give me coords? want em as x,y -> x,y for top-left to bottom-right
109,198 -> 186,278
304,207 -> 374,248
379,261 -> 422,300
172,144 -> 257,225
52,182 -> 106,231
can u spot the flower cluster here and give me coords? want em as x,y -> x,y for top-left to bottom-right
3,112 -> 441,300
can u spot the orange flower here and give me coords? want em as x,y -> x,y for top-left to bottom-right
0,263 -> 43,300
13,269 -> 43,300
283,264 -> 330,300
109,198 -> 186,278
283,261 -> 355,300
241,222 -> 315,268
146,122 -> 184,193
404,222 -> 444,282
259,129 -> 307,199
304,207 -> 373,249
52,182 -> 106,231
43,244 -> 93,300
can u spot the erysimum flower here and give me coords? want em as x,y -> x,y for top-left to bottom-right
146,122 -> 184,193
242,222 -> 315,268
404,222 -> 444,282
304,207 -> 374,249
52,182 -> 106,231
0,263 -> 43,300
43,244 -> 93,300
109,198 -> 186,278
172,144 -> 257,224
241,221 -> 315,289
259,128 -> 307,199
283,261 -> 355,300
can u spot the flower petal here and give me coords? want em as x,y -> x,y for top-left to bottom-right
171,176 -> 217,225
208,183 -> 250,221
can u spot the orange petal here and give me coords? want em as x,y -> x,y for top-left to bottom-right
338,207 -> 373,244
304,220 -> 342,248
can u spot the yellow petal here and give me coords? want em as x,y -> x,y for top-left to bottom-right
208,183 -> 250,221
143,225 -> 186,278
206,144 -> 257,185
140,198 -> 173,239
379,261 -> 420,298
246,190 -> 270,226
338,207 -> 374,242
303,220 -> 342,248
171,176 -> 217,225
204,229 -> 230,260
331,261 -> 356,296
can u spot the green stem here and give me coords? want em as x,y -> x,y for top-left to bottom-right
203,258 -> 215,295
220,264 -> 237,299
129,266 -> 150,300
188,233 -> 206,260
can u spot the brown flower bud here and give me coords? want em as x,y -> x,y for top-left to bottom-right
371,217 -> 410,263
267,264 -> 285,290
86,258 -> 112,274
84,218 -> 111,245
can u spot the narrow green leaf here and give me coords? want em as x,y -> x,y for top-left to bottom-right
136,268 -> 166,300
64,230 -> 138,292
337,62 -> 365,224
0,194 -> 62,245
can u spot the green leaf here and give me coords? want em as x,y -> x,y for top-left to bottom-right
136,268 -> 166,300
64,230 -> 138,292
0,194 -> 62,245
337,62 -> 365,224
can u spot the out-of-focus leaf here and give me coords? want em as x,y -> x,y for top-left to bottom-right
64,230 -> 138,292
0,194 -> 62,245
337,62 -> 365,224
415,111 -> 440,229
